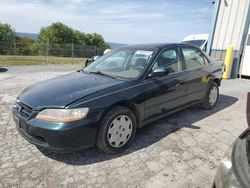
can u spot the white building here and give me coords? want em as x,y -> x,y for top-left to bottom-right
207,0 -> 250,78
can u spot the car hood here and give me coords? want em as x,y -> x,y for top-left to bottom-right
18,71 -> 124,110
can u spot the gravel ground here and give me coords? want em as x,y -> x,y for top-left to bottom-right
0,65 -> 249,188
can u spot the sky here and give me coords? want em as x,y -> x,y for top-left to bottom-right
0,0 -> 214,44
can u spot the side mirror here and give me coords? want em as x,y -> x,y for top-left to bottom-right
85,56 -> 101,67
150,67 -> 169,78
85,59 -> 93,67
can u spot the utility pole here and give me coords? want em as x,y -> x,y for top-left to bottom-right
14,41 -> 16,64
46,40 -> 49,64
71,43 -> 74,64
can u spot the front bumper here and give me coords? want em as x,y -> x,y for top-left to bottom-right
214,128 -> 250,188
12,107 -> 99,152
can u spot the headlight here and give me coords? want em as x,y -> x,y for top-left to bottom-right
36,108 -> 89,123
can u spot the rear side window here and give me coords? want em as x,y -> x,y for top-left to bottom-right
181,47 -> 206,70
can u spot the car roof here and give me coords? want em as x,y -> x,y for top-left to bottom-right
119,43 -> 174,50
118,43 -> 196,50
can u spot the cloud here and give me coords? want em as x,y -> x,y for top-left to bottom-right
0,0 -> 214,43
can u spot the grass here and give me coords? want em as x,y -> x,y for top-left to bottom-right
0,55 -> 87,66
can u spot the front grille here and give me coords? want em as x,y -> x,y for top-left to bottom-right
15,101 -> 33,118
17,123 -> 47,145
20,103 -> 32,117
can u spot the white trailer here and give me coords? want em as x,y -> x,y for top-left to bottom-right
182,34 -> 209,51
241,29 -> 250,76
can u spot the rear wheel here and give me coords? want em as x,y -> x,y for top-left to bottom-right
203,82 -> 219,110
96,106 -> 136,154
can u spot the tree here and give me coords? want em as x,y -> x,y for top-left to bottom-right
16,37 -> 38,55
74,30 -> 87,45
38,22 -> 75,44
85,33 -> 109,48
0,22 -> 15,42
0,22 -> 16,54
37,22 -> 109,57
38,22 -> 76,56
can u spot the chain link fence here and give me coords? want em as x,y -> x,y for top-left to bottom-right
0,42 -> 105,66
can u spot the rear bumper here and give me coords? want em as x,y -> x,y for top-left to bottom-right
13,107 -> 99,152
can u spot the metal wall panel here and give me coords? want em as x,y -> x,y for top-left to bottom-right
212,0 -> 249,51
232,0 -> 249,49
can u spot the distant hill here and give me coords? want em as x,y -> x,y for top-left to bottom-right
16,32 -> 38,41
16,32 -> 126,49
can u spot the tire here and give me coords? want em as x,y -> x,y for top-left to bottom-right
203,82 -> 219,110
96,106 -> 137,154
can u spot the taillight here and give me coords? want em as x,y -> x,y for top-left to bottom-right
247,93 -> 250,127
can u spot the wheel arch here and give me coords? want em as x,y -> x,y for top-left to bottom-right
99,101 -> 141,129
212,78 -> 221,86
111,101 -> 140,127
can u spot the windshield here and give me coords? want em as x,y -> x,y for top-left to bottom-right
84,48 -> 155,79
183,40 -> 206,47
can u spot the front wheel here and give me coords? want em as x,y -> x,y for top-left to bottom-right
96,106 -> 137,154
203,82 -> 219,110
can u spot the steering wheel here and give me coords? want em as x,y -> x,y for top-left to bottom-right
133,66 -> 144,72
107,61 -> 118,67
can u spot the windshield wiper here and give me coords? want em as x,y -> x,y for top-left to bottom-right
89,71 -> 117,79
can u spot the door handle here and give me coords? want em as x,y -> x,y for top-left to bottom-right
175,81 -> 185,87
207,74 -> 212,78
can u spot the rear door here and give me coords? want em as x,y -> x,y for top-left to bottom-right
143,46 -> 188,119
179,45 -> 210,103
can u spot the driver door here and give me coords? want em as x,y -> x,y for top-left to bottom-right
143,46 -> 188,119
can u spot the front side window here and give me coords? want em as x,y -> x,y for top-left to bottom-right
84,49 -> 155,79
152,48 -> 183,73
181,47 -> 206,70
